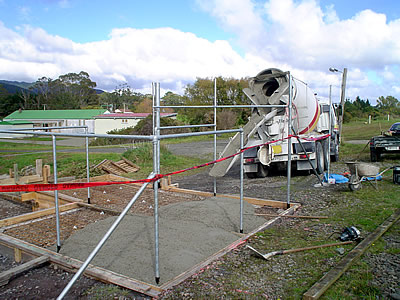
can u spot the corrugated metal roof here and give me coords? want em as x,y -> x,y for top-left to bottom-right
0,120 -> 33,125
4,109 -> 107,120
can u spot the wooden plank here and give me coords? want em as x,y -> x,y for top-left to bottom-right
0,193 -> 21,202
0,233 -> 162,298
93,159 -> 108,170
0,256 -> 49,286
303,209 -> 400,300
254,214 -> 328,219
0,203 -> 79,227
109,161 -> 127,173
165,186 -> 297,208
35,193 -> 69,205
161,203 -> 300,290
39,191 -> 83,203
25,175 -> 43,184
100,163 -> 124,175
21,192 -> 38,202
0,175 -> 43,186
120,157 -> 140,170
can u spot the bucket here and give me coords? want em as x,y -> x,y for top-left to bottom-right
393,166 -> 400,184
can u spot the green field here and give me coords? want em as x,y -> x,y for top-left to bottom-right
342,118 -> 400,141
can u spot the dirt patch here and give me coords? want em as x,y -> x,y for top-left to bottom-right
0,262 -> 148,300
61,183 -> 205,216
4,208 -> 111,248
0,198 -> 31,219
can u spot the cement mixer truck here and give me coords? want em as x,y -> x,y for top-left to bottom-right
209,68 -> 339,178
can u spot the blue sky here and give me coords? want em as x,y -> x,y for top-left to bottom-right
0,0 -> 399,104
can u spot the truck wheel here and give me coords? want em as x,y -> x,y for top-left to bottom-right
257,164 -> 269,178
246,172 -> 257,179
322,139 -> 330,170
331,144 -> 339,162
315,141 -> 324,174
370,149 -> 380,162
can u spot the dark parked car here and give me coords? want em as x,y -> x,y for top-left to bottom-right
389,122 -> 400,136
369,122 -> 400,161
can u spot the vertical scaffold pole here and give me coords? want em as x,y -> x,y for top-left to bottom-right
153,82 -> 161,284
85,127 -> 91,204
239,130 -> 244,233
57,173 -> 155,300
286,73 -> 293,208
327,85 -> 332,181
52,135 -> 61,252
213,78 -> 217,196
152,82 -> 155,136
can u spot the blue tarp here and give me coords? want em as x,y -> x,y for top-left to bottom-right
323,173 -> 382,184
323,173 -> 349,183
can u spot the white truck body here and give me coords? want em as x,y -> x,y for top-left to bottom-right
209,68 -> 339,178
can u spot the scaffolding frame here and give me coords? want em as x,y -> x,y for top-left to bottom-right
0,72 -> 295,298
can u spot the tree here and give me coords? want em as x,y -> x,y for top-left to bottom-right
0,85 -> 23,117
162,91 -> 184,106
181,77 -> 250,126
99,83 -> 145,112
29,77 -> 52,109
135,97 -> 153,113
376,96 -> 399,115
30,71 -> 98,109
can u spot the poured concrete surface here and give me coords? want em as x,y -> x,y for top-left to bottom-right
59,197 -> 266,285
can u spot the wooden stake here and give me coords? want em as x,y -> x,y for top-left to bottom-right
14,248 -> 22,263
36,159 -> 43,177
13,164 -> 18,184
42,165 -> 50,184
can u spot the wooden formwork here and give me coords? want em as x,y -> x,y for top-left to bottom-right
0,174 -> 300,297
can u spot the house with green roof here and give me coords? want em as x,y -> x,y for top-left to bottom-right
0,120 -> 34,138
4,109 -> 108,134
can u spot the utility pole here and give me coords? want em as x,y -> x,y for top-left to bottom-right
329,67 -> 348,145
338,68 -> 347,144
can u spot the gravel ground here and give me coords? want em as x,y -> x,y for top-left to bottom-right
158,161 -> 400,299
0,139 -> 399,299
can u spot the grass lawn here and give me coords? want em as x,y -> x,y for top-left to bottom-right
342,117 -> 400,141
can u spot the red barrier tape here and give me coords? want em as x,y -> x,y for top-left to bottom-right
0,134 -> 329,193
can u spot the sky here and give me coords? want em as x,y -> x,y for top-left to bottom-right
0,0 -> 399,105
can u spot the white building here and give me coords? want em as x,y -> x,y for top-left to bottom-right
94,112 -> 177,135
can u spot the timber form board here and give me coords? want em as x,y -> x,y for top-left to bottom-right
0,174 -> 299,296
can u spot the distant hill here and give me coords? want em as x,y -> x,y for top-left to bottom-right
0,80 -> 104,95
0,80 -> 33,94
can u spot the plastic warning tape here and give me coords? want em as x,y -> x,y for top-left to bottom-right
0,134 -> 329,193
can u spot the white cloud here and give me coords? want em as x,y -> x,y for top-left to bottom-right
196,0 -> 264,49
1,0 -> 400,103
199,0 -> 400,103
0,23 -> 271,93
